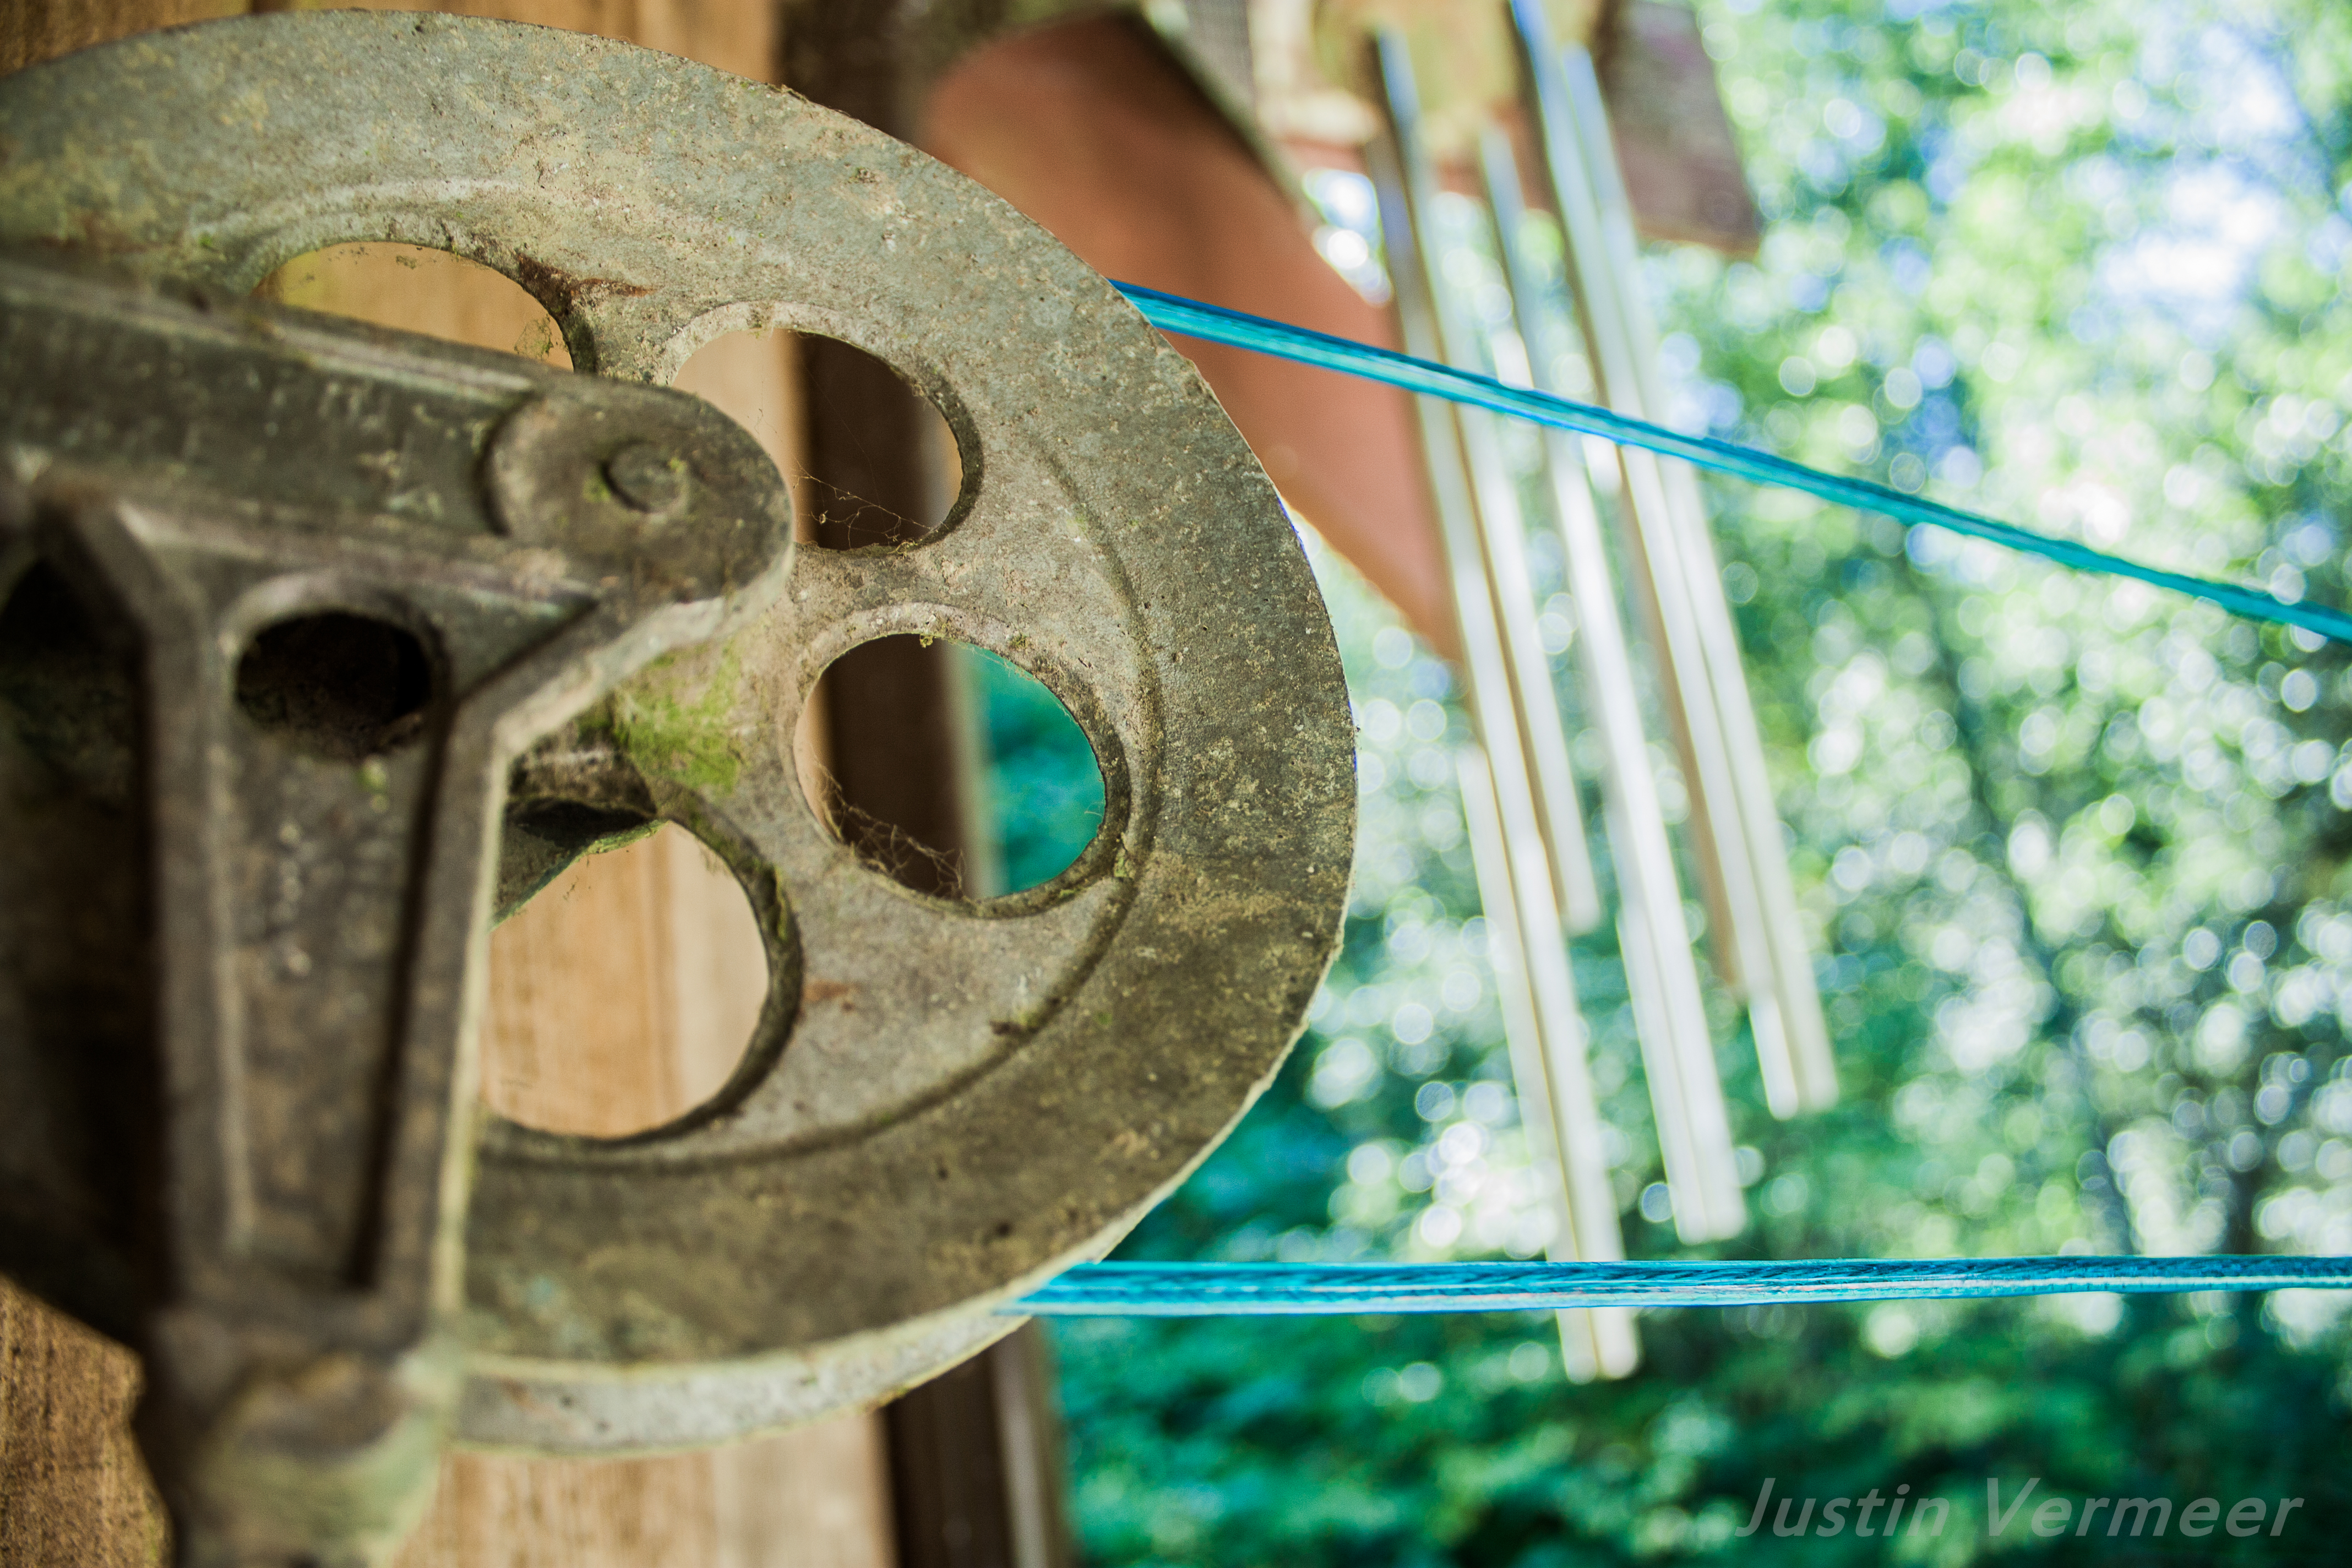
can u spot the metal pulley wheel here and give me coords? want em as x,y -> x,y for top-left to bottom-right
0,8 -> 1351,1554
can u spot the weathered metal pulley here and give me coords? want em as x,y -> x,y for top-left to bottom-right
0,13 -> 1352,1563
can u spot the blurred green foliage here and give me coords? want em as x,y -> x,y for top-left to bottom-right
966,646 -> 1104,893
981,1 -> 2352,1560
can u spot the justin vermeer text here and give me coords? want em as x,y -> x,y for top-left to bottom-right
1735,1477 -> 2305,1540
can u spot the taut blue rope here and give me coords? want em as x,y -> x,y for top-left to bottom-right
1114,283 -> 2352,647
1011,1256 -> 2352,1316
1029,288 -> 2352,1317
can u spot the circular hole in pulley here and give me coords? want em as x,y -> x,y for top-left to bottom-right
234,612 -> 435,761
254,243 -> 572,366
794,337 -> 964,548
672,329 -> 797,485
798,638 -> 1105,899
483,822 -> 768,1139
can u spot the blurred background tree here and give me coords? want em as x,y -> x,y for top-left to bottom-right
990,0 -> 2352,1559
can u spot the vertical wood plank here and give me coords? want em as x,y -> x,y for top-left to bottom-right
656,827 -> 771,1114
709,1419 -> 896,1568
0,1283 -> 166,1567
0,0 -> 240,75
390,1451 -> 718,1568
477,830 -> 687,1138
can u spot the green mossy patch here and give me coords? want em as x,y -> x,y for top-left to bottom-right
593,640 -> 749,796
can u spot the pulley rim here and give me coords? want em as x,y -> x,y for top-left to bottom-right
0,10 -> 1354,1452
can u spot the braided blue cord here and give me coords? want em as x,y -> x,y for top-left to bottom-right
1076,292 -> 2352,1316
1113,283 -> 2352,647
1011,1256 -> 2352,1316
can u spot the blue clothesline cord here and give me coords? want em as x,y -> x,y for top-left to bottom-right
1114,282 -> 2352,647
1075,292 -> 2352,1315
1011,1256 -> 2352,1316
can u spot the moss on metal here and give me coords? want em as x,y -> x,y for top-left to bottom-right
595,639 -> 750,797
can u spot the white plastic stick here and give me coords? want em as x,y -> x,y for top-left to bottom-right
1510,0 -> 1837,1116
